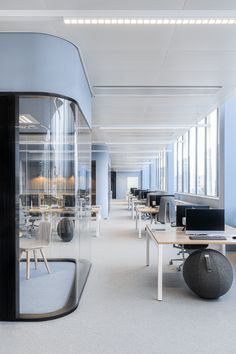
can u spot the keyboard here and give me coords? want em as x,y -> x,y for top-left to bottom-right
189,235 -> 227,240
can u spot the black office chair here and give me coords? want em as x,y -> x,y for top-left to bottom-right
169,243 -> 208,271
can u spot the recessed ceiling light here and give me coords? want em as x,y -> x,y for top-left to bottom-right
64,17 -> 236,25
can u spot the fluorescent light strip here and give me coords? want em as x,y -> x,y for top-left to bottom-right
64,17 -> 236,25
98,125 -> 190,130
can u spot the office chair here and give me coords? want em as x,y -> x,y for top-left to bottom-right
156,196 -> 176,224
169,243 -> 208,271
20,220 -> 51,280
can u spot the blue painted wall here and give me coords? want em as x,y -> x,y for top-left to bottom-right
223,96 -> 236,227
0,32 -> 92,125
116,172 -> 141,199
92,145 -> 109,218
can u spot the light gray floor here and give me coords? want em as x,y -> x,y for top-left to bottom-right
20,261 -> 75,314
1,200 -> 236,354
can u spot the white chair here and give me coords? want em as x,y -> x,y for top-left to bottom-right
20,221 -> 51,280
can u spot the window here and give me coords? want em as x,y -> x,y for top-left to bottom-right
177,137 -> 182,192
189,127 -> 196,194
160,151 -> 166,191
206,110 -> 218,196
174,142 -> 177,192
173,109 -> 218,197
183,132 -> 189,193
197,118 -> 206,195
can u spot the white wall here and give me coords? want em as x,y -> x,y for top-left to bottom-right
116,172 -> 141,199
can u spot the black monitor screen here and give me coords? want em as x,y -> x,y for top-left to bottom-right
63,195 -> 75,207
130,188 -> 137,194
31,195 -> 39,207
185,209 -> 225,231
20,194 -> 39,207
134,189 -> 141,197
176,205 -> 209,227
139,190 -> 149,199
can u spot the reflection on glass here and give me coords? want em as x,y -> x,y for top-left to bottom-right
18,95 -> 91,319
189,127 -> 196,194
197,119 -> 205,195
206,110 -> 218,196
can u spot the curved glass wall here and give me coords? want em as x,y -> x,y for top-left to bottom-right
18,94 -> 91,320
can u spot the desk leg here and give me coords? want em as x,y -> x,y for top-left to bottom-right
132,202 -> 134,220
222,244 -> 226,256
96,212 -> 101,237
139,211 -> 142,238
135,208 -> 138,230
146,231 -> 150,266
157,245 -> 163,301
128,197 -> 130,210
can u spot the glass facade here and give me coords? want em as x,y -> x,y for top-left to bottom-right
206,110 -> 218,196
18,95 -> 91,319
174,109 -> 218,197
197,119 -> 206,195
156,151 -> 167,191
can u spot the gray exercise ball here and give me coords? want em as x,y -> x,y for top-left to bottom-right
57,218 -> 74,242
183,249 -> 233,299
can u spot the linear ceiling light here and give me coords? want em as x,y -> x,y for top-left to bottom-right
97,125 -> 192,130
64,17 -> 236,25
93,86 -> 222,96
19,114 -> 40,125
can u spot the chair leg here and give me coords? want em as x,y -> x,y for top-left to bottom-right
26,251 -> 30,280
33,250 -> 38,269
40,248 -> 51,274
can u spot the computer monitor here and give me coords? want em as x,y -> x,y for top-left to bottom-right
63,195 -> 75,207
31,194 -> 40,207
148,194 -> 174,207
130,188 -> 137,194
176,205 -> 210,227
20,194 -> 39,207
133,189 -> 141,197
139,190 -> 149,199
185,209 -> 225,234
43,194 -> 57,206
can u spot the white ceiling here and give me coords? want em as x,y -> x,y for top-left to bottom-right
1,1 -> 236,171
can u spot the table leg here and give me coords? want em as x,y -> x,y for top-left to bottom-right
222,244 -> 226,256
132,202 -> 134,220
146,231 -> 150,266
139,211 -> 142,238
135,208 -> 138,230
157,245 -> 163,301
128,197 -> 130,210
96,211 -> 100,237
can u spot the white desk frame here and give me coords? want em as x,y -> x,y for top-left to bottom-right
136,206 -> 159,238
146,225 -> 236,301
92,206 -> 102,237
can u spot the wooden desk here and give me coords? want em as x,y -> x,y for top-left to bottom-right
29,207 -> 75,215
146,224 -> 236,301
136,206 -> 159,238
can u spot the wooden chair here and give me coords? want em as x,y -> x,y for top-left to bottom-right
20,221 -> 51,280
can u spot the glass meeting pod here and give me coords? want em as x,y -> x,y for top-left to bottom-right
0,93 -> 91,321
0,32 -> 92,321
